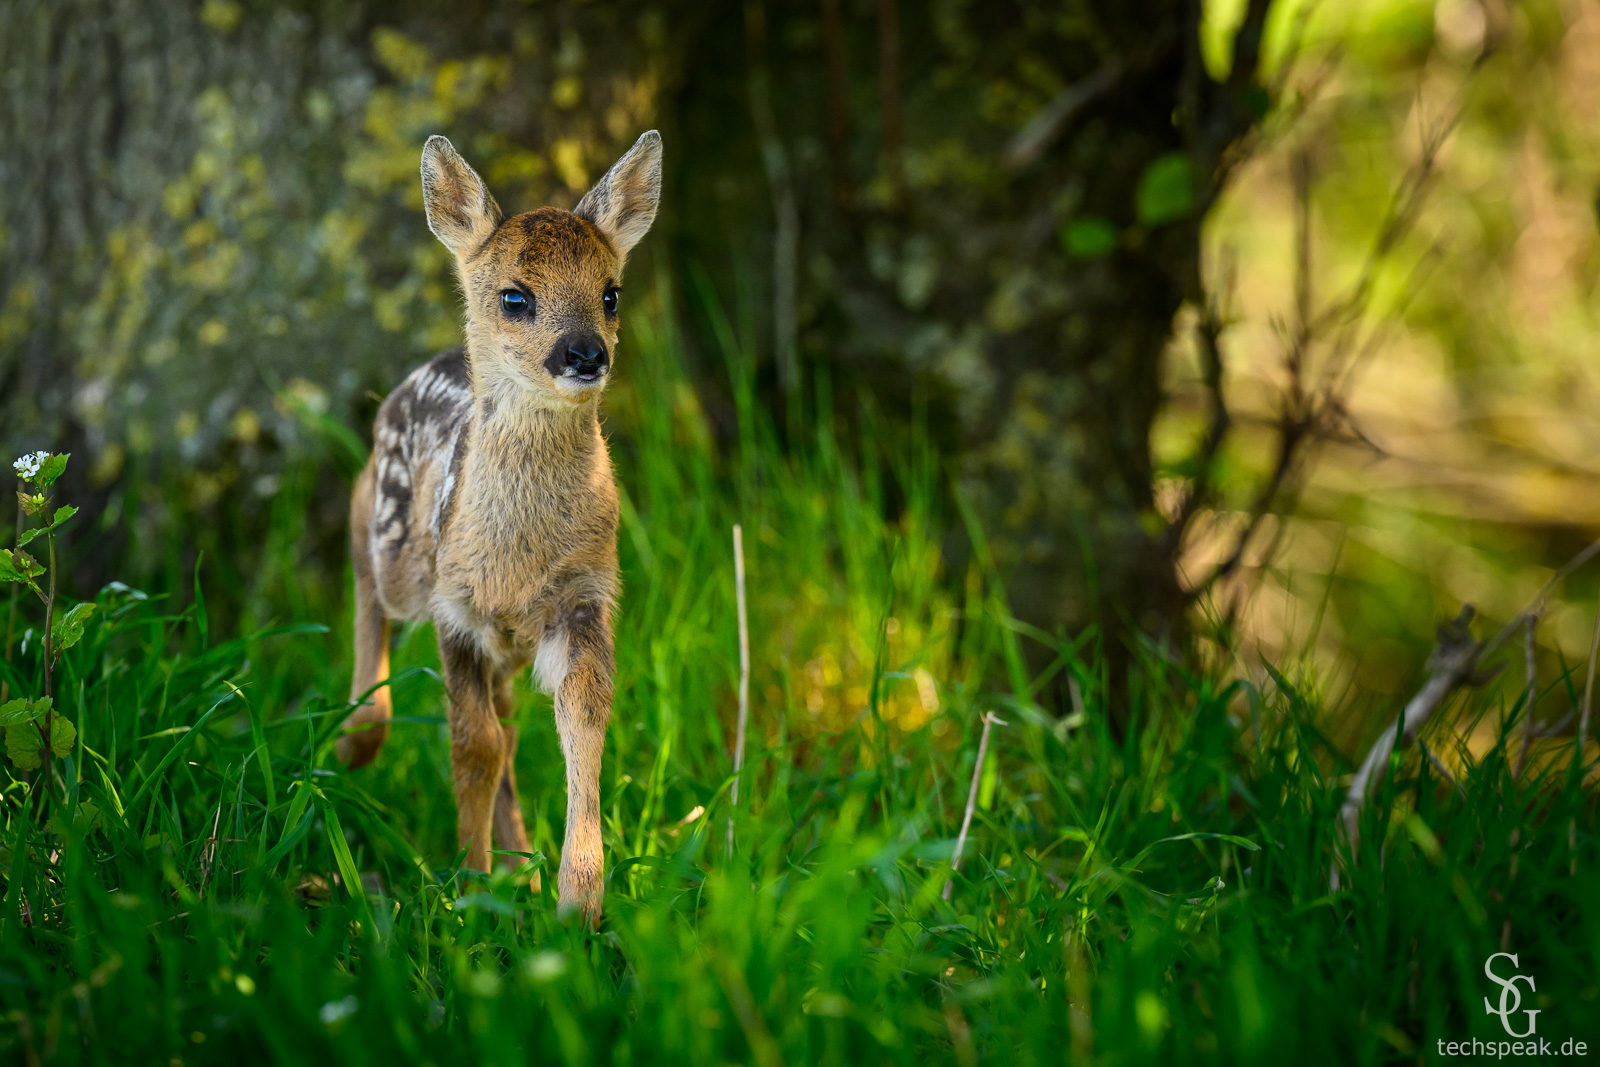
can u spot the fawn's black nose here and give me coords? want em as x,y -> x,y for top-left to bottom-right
545,331 -> 610,382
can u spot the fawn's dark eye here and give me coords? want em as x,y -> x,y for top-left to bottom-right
602,286 -> 619,316
500,290 -> 530,317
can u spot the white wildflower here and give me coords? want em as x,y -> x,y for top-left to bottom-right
318,995 -> 358,1024
12,451 -> 49,480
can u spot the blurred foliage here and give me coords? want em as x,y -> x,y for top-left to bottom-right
1159,0 -> 1600,725
3,0 -> 1600,735
1,0 -> 1276,676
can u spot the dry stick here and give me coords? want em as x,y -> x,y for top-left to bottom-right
943,712 -> 1005,901
1333,537 -> 1600,890
1332,606 -> 1485,891
727,525 -> 751,855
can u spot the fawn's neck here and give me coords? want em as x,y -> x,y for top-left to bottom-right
463,374 -> 604,505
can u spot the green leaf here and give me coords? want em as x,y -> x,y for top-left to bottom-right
49,715 -> 77,759
1135,152 -> 1197,227
1059,216 -> 1120,260
6,722 -> 42,770
52,601 -> 97,653
16,527 -> 42,548
0,696 -> 51,726
0,549 -> 28,584
36,453 -> 69,489
46,504 -> 79,532
47,800 -> 102,839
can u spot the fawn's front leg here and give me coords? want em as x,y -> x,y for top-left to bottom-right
547,602 -> 614,919
438,629 -> 503,873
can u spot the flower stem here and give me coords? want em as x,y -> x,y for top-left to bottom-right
38,501 -> 57,801
1,478 -> 20,705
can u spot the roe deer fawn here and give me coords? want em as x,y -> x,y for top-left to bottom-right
336,131 -> 662,920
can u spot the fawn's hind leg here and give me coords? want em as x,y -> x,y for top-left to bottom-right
337,463 -> 392,769
491,677 -> 534,875
439,630 -> 503,873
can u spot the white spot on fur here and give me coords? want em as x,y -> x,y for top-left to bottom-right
431,421 -> 465,541
533,628 -> 569,696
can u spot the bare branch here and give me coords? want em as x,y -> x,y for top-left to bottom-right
1187,69 -> 1478,603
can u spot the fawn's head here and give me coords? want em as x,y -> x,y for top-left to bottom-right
421,131 -> 662,407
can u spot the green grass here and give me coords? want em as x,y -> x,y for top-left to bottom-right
1,293 -> 1597,1065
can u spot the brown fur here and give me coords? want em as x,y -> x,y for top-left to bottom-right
337,132 -> 662,921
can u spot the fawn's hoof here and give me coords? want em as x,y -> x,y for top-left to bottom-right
557,868 -> 604,925
335,715 -> 389,769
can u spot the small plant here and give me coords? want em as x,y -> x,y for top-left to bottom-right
0,451 -> 90,800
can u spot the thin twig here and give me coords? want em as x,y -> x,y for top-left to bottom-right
1514,613 -> 1539,781
198,799 -> 224,896
1192,75 -> 1478,603
1577,586 -> 1600,771
727,524 -> 751,855
943,712 -> 1005,901
877,0 -> 905,207
744,1 -> 800,393
1002,61 -> 1124,170
1416,737 -> 1462,796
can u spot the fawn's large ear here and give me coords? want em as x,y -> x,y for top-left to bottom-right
573,130 -> 662,260
421,135 -> 503,257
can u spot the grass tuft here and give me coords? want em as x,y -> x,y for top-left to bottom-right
1,299 -> 1596,1063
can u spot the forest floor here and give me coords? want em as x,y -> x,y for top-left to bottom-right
1,323 -> 1596,1064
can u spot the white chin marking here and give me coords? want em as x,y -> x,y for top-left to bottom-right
551,375 -> 605,399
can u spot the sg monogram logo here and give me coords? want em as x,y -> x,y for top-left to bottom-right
1483,953 -> 1540,1038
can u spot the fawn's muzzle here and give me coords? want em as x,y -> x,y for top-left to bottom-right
545,331 -> 610,383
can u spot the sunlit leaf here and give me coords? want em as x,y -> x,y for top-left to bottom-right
1060,216 -> 1119,260
1135,152 -> 1196,227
